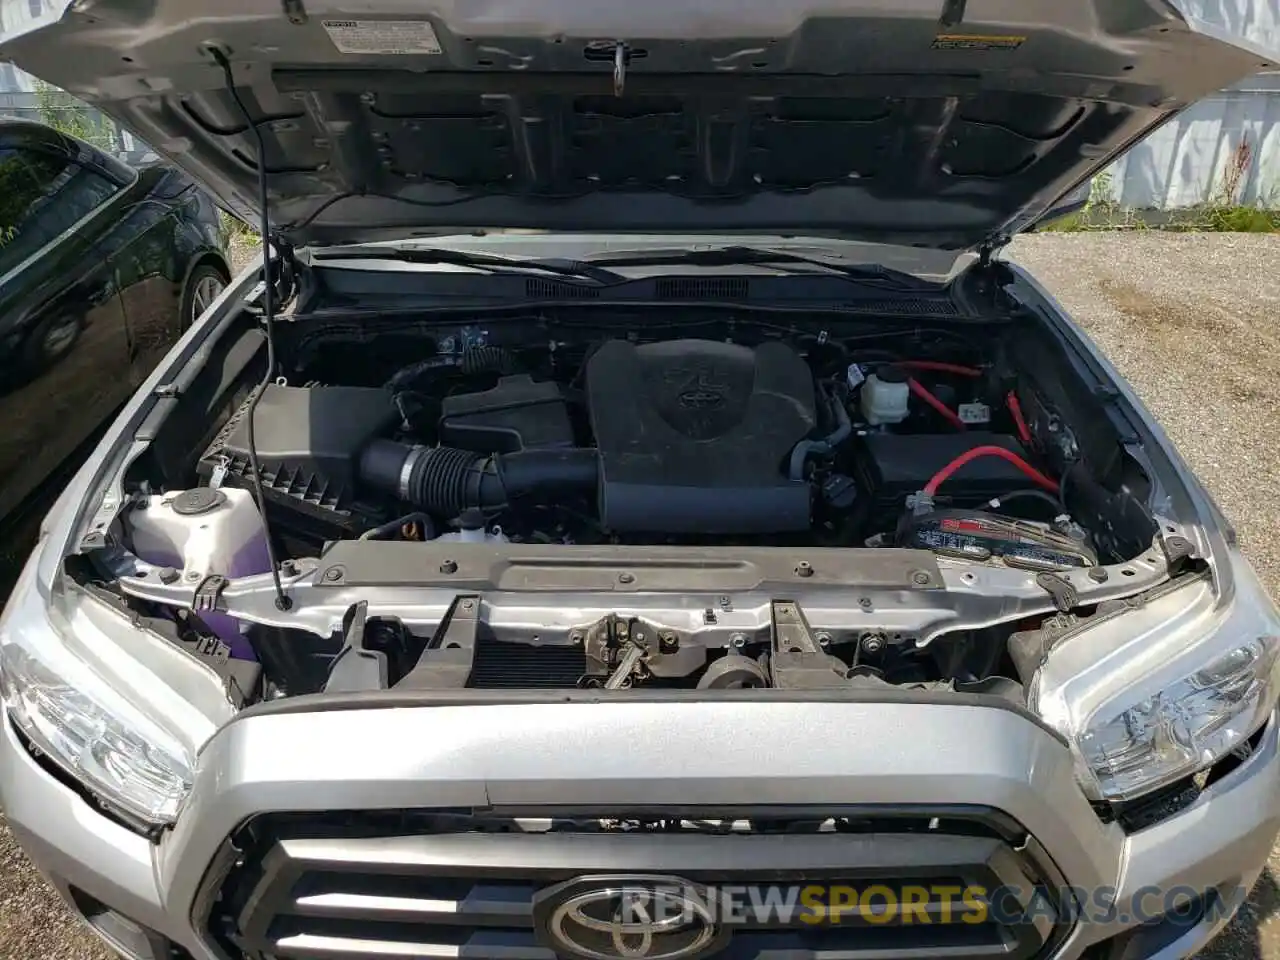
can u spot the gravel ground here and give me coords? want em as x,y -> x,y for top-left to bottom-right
2,232 -> 1280,958
228,235 -> 259,275
1010,233 -> 1280,960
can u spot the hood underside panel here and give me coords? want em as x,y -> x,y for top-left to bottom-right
117,77 -> 1161,250
1,0 -> 1273,248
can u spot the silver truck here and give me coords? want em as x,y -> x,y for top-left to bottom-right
1,2 -> 1279,959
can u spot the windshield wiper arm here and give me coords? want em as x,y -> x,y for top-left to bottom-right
581,245 -> 938,288
309,246 -> 629,284
310,244 -> 940,291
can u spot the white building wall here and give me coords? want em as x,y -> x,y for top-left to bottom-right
1181,0 -> 1280,54
1104,74 -> 1280,207
0,0 -> 53,92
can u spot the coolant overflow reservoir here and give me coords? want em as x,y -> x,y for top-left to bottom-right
860,365 -> 911,425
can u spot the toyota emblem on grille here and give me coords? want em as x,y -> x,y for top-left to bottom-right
533,875 -> 728,960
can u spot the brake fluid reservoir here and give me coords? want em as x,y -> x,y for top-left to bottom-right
128,487 -> 270,659
860,366 -> 911,425
433,525 -> 511,544
433,506 -> 511,543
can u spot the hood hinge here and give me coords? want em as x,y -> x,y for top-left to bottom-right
268,233 -> 299,308
939,0 -> 967,28
978,234 -> 1010,268
241,237 -> 299,317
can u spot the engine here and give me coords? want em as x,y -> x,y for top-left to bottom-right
193,330 -> 1101,567
108,310 -> 1179,703
587,338 -> 816,533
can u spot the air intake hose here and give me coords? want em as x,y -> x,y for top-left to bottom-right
386,346 -> 516,394
360,439 -> 598,517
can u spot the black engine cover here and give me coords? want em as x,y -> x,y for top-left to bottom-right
586,339 -> 817,533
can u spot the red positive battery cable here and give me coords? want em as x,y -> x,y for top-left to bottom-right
923,445 -> 1059,496
1006,391 -> 1032,443
907,379 -> 967,430
894,361 -> 1033,443
898,360 -> 982,377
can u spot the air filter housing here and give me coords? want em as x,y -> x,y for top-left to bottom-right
198,384 -> 397,537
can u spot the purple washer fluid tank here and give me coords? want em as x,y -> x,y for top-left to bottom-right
127,487 -> 271,661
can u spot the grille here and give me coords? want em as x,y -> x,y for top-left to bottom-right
203,809 -> 1066,960
469,638 -> 587,688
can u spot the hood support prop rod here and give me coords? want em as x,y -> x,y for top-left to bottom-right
213,48 -> 292,612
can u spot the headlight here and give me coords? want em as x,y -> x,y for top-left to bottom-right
0,644 -> 193,823
0,554 -> 229,829
1032,552 -> 1280,803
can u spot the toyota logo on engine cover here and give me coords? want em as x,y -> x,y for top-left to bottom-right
533,875 -> 728,960
678,389 -> 724,409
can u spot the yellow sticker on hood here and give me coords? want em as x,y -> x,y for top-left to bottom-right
932,34 -> 1027,51
321,19 -> 442,55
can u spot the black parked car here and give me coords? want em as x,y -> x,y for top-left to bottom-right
0,118 -> 231,591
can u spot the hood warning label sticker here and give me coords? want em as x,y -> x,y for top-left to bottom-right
321,19 -> 442,55
932,34 -> 1026,51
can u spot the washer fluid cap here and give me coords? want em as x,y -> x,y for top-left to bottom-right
171,488 -> 228,516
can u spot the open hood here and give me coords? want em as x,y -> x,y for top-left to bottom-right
2,0 -> 1274,250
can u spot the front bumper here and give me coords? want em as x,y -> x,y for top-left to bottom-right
3,697 -> 1279,960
